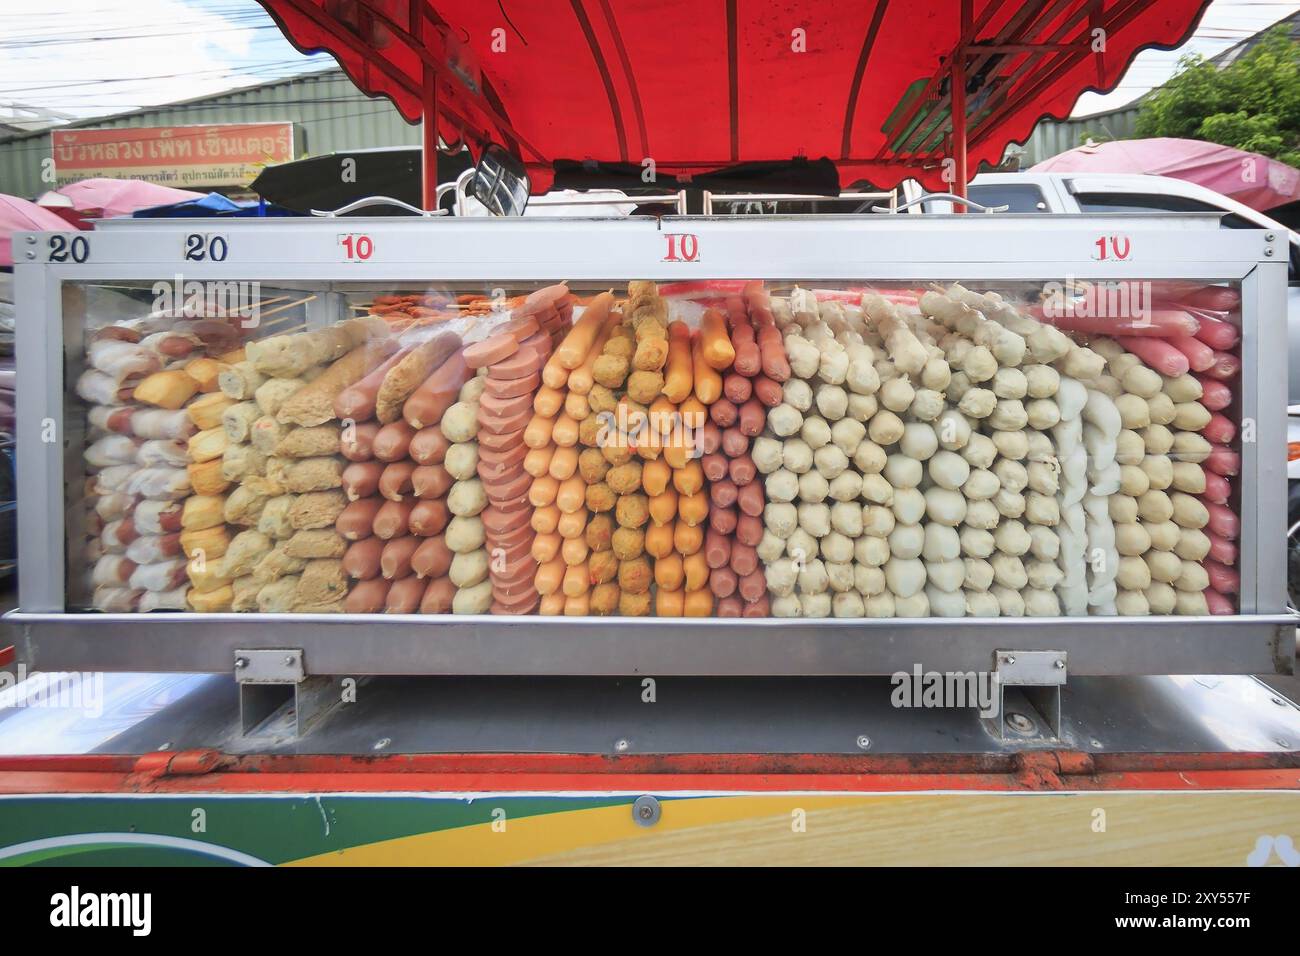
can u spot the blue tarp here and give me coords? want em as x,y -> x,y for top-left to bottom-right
131,194 -> 303,218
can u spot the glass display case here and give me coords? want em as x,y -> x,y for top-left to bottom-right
9,214 -> 1293,678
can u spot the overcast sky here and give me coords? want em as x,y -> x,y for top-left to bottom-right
1,0 -> 1297,123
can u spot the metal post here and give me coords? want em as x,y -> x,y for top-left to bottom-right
951,0 -> 972,207
422,64 -> 439,211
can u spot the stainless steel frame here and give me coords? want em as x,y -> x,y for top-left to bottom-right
9,214 -> 1294,678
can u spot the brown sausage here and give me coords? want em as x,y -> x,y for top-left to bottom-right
381,536 -> 420,580
710,566 -> 737,598
336,496 -> 384,540
408,499 -> 450,536
709,398 -> 737,428
752,374 -> 783,408
721,426 -> 749,458
334,345 -> 413,421
372,419 -> 418,462
757,324 -> 790,382
737,398 -> 765,437
729,541 -> 757,576
735,512 -> 764,547
411,534 -> 453,579
384,575 -> 425,613
740,592 -> 769,615
379,460 -> 417,501
408,426 -> 449,465
411,464 -> 453,500
709,479 -> 738,509
738,569 -> 767,604
704,529 -> 732,569
723,373 -> 752,403
736,481 -> 765,517
341,460 -> 384,501
728,453 -> 756,486
403,350 -> 469,429
342,536 -> 385,580
709,505 -> 737,535
699,421 -> 722,455
372,498 -> 416,539
419,576 -> 456,613
701,452 -> 729,482
717,595 -> 743,617
343,577 -> 391,613
341,421 -> 381,462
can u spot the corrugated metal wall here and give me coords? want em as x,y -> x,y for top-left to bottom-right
1012,105 -> 1143,167
0,70 -> 419,199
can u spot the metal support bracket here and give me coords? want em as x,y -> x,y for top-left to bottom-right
986,649 -> 1067,742
234,648 -> 342,738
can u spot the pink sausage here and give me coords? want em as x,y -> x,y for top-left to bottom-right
1204,589 -> 1235,615
1207,532 -> 1237,566
709,506 -> 737,535
1168,335 -> 1216,373
1193,376 -> 1232,411
728,453 -> 756,486
1204,559 -> 1239,594
1204,501 -> 1239,540
1202,471 -> 1231,505
1193,316 -> 1240,350
1205,446 -> 1239,477
1203,352 -> 1240,381
709,566 -> 737,598
1202,412 -> 1235,444
1114,336 -> 1188,376
704,530 -> 732,569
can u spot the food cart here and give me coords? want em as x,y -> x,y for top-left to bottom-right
1,0 -> 1298,866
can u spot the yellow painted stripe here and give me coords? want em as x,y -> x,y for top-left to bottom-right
285,792 -> 1300,867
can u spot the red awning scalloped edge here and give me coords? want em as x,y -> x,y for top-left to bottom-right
256,0 -> 1213,193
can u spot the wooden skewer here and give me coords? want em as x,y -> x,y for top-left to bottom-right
255,294 -> 316,321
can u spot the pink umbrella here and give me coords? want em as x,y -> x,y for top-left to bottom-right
1031,137 -> 1300,212
0,194 -> 79,267
40,178 -> 204,220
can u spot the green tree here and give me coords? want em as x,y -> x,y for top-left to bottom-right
1136,26 -> 1300,167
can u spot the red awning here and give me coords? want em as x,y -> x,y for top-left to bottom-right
257,0 -> 1211,192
